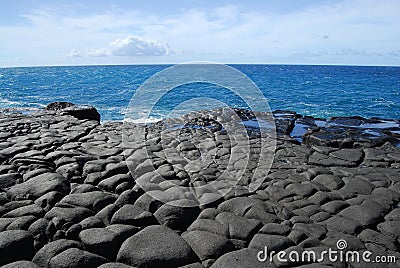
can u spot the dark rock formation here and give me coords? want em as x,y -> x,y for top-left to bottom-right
46,102 -> 100,122
0,105 -> 399,267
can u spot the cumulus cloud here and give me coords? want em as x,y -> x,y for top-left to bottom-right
65,49 -> 82,58
89,36 -> 172,57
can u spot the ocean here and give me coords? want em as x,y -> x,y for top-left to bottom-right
0,64 -> 399,121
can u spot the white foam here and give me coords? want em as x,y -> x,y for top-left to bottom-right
123,116 -> 162,124
0,98 -> 22,106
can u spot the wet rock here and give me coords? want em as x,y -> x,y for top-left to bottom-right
117,225 -> 198,267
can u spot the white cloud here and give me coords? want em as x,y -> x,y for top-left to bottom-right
65,48 -> 82,58
89,36 -> 172,57
1,0 -> 400,66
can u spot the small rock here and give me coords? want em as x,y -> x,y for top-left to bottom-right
187,219 -> 229,237
3,204 -> 45,218
325,215 -> 362,234
321,200 -> 348,214
48,248 -> 107,268
341,176 -> 374,195
117,225 -> 198,267
377,221 -> 400,240
7,173 -> 69,200
45,206 -> 93,223
215,212 -> 262,241
59,191 -> 117,212
313,174 -> 344,191
339,204 -> 384,226
32,239 -> 84,268
111,204 -> 157,227
258,223 -> 291,236
182,230 -> 234,261
249,234 -> 294,252
1,261 -> 40,268
154,204 -> 200,231
0,230 -> 34,265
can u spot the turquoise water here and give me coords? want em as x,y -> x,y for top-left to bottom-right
0,64 -> 399,121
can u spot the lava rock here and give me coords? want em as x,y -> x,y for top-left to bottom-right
0,230 -> 34,265
46,102 -> 100,122
182,230 -> 234,261
48,248 -> 107,268
117,225 -> 198,267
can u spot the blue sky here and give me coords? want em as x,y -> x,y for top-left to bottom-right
0,0 -> 399,66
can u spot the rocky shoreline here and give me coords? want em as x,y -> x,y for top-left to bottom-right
0,103 -> 399,267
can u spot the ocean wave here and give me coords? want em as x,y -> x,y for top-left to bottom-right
123,116 -> 162,124
0,98 -> 22,106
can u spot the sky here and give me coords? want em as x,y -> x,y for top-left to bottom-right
0,0 -> 399,67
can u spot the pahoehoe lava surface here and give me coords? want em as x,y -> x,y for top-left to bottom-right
0,106 -> 399,267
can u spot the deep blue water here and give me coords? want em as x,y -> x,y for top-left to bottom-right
0,64 -> 399,121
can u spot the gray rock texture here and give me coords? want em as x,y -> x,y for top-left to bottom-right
0,107 -> 399,267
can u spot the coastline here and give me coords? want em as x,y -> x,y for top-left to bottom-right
0,104 -> 399,267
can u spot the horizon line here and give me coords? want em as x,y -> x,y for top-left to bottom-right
1,62 -> 400,69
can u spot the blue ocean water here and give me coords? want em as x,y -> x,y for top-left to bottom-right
0,64 -> 399,121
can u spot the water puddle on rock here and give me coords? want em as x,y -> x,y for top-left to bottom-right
314,120 -> 327,127
273,113 -> 295,118
362,129 -> 383,139
240,119 -> 275,129
290,123 -> 309,139
359,120 -> 400,129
